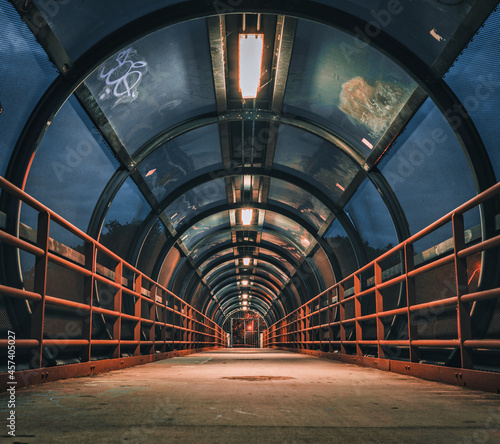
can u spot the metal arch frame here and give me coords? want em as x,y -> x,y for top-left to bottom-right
220,297 -> 271,317
201,252 -> 294,284
222,308 -> 266,328
209,268 -> 284,296
215,286 -> 277,310
209,266 -> 287,294
217,302 -> 271,326
3,0 -> 497,330
212,278 -> 280,304
176,202 -> 340,274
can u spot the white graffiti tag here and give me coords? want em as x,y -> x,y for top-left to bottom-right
98,48 -> 147,105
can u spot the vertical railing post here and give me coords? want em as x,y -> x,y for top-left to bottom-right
82,241 -> 95,363
374,262 -> 385,359
328,290 -> 334,353
405,243 -> 419,363
113,262 -> 123,359
339,284 -> 346,355
149,284 -> 157,355
453,213 -> 473,369
354,274 -> 362,356
30,212 -> 50,369
161,289 -> 167,353
134,274 -> 142,356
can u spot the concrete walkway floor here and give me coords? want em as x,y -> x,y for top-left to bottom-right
1,349 -> 500,443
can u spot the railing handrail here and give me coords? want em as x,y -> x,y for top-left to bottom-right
266,180 -> 500,330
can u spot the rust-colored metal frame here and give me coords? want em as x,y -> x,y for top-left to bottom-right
264,181 -> 500,393
0,176 -> 225,390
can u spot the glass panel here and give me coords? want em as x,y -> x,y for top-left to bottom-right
314,0 -> 474,66
205,261 -> 234,284
33,0 -> 182,59
22,96 -> 119,248
163,179 -> 226,230
324,219 -> 358,278
284,20 -> 417,155
85,19 -> 215,155
273,125 -> 359,202
180,212 -> 230,252
444,8 -> 500,181
190,231 -> 232,262
255,261 -> 288,285
200,249 -> 234,274
138,124 -> 222,201
379,98 -> 479,253
261,231 -> 303,262
268,178 -> 332,231
311,248 -> 335,288
264,212 -> 316,254
258,248 -> 295,274
0,2 -> 59,175
344,179 -> 398,262
137,219 -> 169,277
100,177 -> 151,261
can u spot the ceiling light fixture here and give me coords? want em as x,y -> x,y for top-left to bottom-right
241,208 -> 253,225
241,280 -> 249,286
242,301 -> 248,305
239,34 -> 264,99
242,257 -> 251,266
242,294 -> 248,299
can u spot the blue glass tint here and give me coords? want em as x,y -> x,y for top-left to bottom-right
100,177 -> 151,261
199,249 -> 234,274
313,1 -> 473,66
323,218 -> 359,278
261,231 -> 303,262
85,20 -> 215,155
274,125 -> 359,202
163,179 -> 226,230
137,219 -> 169,277
268,178 -> 332,231
344,179 -> 397,263
284,20 -> 416,155
180,212 -> 229,252
264,211 -> 316,255
379,98 -> 479,253
138,124 -> 222,201
0,2 -> 58,175
190,231 -> 232,262
22,96 -> 119,248
444,8 -> 500,180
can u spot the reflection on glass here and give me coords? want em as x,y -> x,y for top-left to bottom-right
284,20 -> 416,153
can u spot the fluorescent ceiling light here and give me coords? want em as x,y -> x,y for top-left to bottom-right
241,208 -> 253,225
242,301 -> 248,305
243,306 -> 248,310
242,280 -> 249,286
242,294 -> 248,299
239,34 -> 264,99
242,257 -> 251,266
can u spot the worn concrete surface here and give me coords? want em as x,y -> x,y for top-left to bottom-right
1,349 -> 499,443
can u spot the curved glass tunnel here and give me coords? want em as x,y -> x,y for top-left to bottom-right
0,0 -> 500,393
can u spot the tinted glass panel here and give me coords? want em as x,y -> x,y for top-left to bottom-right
344,179 -> 397,262
138,124 -> 222,201
314,0 -> 474,66
200,249 -> 234,274
137,219 -> 168,277
444,7 -> 500,180
324,219 -> 358,278
274,125 -> 359,202
261,231 -> 303,262
163,179 -> 226,230
284,20 -> 416,155
85,20 -> 215,155
100,177 -> 151,260
22,96 -> 118,248
180,212 -> 230,252
0,3 -> 58,175
264,212 -> 316,255
258,248 -> 295,274
268,178 -> 332,231
190,231 -> 232,262
379,98 -> 479,253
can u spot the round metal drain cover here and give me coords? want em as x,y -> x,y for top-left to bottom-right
222,376 -> 294,381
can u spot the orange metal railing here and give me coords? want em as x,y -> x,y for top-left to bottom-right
0,175 -> 226,370
264,181 -> 500,371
